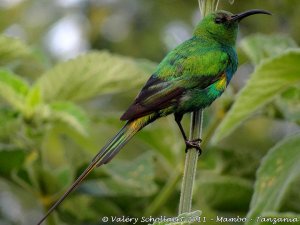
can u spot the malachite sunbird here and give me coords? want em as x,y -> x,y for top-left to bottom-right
37,9 -> 271,224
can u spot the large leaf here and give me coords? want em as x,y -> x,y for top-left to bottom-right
213,49 -> 300,142
41,127 -> 69,169
61,196 -> 123,223
0,69 -> 29,110
0,149 -> 26,176
82,152 -> 157,197
240,34 -> 297,65
25,85 -> 42,109
246,133 -> 300,225
0,35 -> 32,66
48,101 -> 89,136
22,85 -> 43,118
105,151 -> 157,196
37,166 -> 74,204
197,174 -> 253,212
0,107 -> 19,140
36,51 -> 152,102
59,195 -> 99,223
281,175 -> 300,212
276,86 -> 300,124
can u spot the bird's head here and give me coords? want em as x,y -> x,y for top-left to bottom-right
194,9 -> 271,46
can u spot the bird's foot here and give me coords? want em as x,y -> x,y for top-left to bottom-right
185,138 -> 202,155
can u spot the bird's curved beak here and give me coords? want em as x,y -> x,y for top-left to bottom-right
230,9 -> 271,22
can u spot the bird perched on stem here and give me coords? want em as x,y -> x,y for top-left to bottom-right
37,9 -> 271,224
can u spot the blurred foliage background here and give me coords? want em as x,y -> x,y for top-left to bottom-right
0,0 -> 299,225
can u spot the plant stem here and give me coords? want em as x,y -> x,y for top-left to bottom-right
179,111 -> 203,214
178,0 -> 218,215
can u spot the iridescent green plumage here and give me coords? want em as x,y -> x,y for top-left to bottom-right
37,9 -> 271,225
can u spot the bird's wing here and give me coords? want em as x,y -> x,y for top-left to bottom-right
120,74 -> 221,120
121,76 -> 183,120
121,41 -> 230,121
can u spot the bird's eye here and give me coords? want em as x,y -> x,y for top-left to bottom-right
215,17 -> 226,24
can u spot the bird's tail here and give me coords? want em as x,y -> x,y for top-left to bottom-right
36,116 -> 153,225
93,116 -> 150,166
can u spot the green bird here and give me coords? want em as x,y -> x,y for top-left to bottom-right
37,9 -> 271,224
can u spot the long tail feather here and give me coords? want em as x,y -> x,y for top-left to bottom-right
36,116 -> 152,225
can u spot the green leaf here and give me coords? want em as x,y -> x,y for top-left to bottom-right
48,101 -> 89,136
41,128 -> 69,169
281,176 -> 300,212
36,51 -> 150,102
198,174 -> 253,212
83,152 -> 157,197
213,49 -> 300,142
0,35 -> 32,66
105,151 -> 157,196
0,69 -> 29,110
246,133 -> 300,225
0,149 -> 26,176
38,166 -> 73,197
59,195 -> 98,222
150,210 -> 202,225
0,107 -> 19,139
23,85 -> 43,118
25,85 -> 42,108
276,86 -> 300,123
240,34 -> 298,65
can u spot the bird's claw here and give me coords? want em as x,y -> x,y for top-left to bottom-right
185,139 -> 202,155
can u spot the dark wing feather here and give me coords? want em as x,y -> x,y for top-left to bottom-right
120,73 -> 221,121
120,75 -> 184,120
